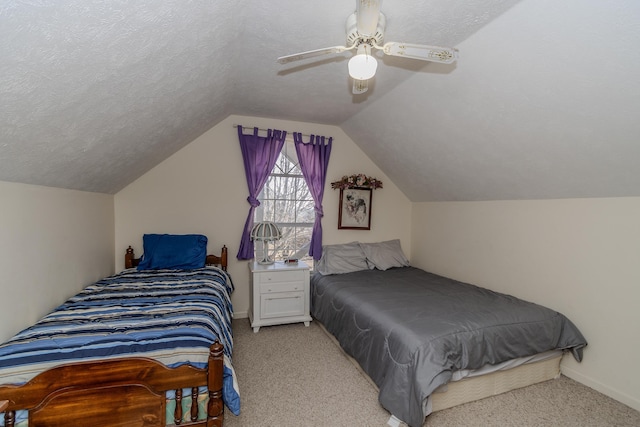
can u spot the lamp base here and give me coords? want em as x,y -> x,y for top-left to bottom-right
255,240 -> 276,265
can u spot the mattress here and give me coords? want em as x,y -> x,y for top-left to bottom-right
311,267 -> 587,427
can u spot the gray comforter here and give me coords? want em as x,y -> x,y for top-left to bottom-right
311,267 -> 587,427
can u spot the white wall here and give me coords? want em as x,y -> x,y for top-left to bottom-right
114,114 -> 412,318
5,119 -> 637,413
0,181 -> 114,342
411,198 -> 640,412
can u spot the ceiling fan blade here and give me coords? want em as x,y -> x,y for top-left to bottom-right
356,0 -> 382,36
277,46 -> 350,64
381,42 -> 458,64
352,78 -> 369,94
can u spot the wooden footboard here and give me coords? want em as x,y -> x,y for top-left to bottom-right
0,342 -> 225,427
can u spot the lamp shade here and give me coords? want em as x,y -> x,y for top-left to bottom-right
250,221 -> 282,242
348,54 -> 377,80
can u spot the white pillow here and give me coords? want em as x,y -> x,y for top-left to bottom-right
359,239 -> 410,271
315,242 -> 369,275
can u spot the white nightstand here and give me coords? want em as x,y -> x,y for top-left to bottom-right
248,260 -> 312,333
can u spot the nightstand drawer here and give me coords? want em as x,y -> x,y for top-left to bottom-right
260,292 -> 305,319
260,281 -> 303,294
258,270 -> 306,284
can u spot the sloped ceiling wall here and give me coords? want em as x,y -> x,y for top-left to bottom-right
342,0 -> 640,201
1,0 -> 638,201
1,1 -> 239,193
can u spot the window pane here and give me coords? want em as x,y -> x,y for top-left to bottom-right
263,177 -> 278,199
275,226 -> 296,259
260,199 -> 276,222
292,228 -> 313,249
296,199 -> 315,223
274,199 -> 294,222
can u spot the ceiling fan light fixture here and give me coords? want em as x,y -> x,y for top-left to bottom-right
348,45 -> 377,80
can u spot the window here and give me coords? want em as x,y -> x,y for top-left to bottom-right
254,138 -> 315,266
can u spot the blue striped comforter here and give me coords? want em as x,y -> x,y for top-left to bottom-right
0,266 -> 240,416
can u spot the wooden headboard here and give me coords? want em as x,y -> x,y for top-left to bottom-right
125,245 -> 228,271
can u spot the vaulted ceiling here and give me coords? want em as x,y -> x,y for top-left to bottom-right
1,0 -> 639,201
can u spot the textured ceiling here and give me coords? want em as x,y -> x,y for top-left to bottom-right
1,0 -> 639,200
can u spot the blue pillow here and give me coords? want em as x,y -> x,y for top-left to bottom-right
137,234 -> 208,270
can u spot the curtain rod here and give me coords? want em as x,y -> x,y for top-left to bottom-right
233,124 -> 330,140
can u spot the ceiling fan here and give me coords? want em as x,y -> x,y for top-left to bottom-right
277,0 -> 459,94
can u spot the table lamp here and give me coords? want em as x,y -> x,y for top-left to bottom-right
250,221 -> 282,264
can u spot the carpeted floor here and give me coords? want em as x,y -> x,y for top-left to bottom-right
225,318 -> 640,427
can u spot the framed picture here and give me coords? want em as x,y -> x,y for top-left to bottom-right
338,187 -> 372,230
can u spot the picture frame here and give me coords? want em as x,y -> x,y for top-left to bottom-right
338,187 -> 372,230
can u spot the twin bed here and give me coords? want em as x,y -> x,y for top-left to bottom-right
0,234 -> 238,427
312,240 -> 587,427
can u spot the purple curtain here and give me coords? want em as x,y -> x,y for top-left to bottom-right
236,126 -> 286,260
294,132 -> 332,260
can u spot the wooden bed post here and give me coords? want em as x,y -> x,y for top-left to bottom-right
207,341 -> 225,427
125,246 -> 135,269
220,246 -> 228,271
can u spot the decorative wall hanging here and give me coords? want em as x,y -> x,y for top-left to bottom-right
332,174 -> 382,230
331,174 -> 383,190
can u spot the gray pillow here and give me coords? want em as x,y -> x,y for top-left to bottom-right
359,239 -> 410,271
315,242 -> 369,275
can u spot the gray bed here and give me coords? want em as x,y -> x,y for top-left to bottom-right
311,265 -> 587,427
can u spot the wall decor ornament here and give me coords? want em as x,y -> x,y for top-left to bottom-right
332,175 -> 381,230
331,174 -> 383,190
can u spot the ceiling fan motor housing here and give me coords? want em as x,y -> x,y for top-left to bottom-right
346,12 -> 385,47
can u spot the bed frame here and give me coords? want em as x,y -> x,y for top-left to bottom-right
318,321 -> 562,426
0,245 -> 230,427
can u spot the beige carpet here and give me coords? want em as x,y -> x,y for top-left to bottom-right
225,318 -> 640,427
